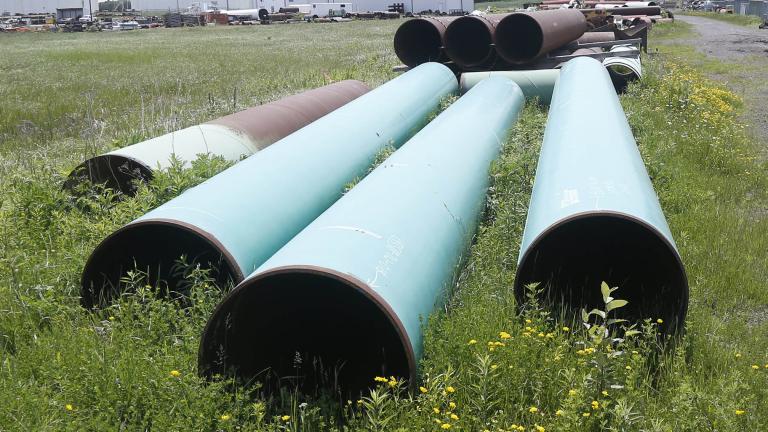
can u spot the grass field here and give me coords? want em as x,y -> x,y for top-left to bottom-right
1,21 -> 768,431
681,11 -> 765,27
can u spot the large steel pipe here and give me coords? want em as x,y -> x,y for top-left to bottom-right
603,44 -> 642,92
80,63 -> 458,308
199,77 -> 526,394
443,14 -> 505,69
514,57 -> 687,333
576,32 -> 616,44
495,10 -> 587,65
65,81 -> 370,195
581,6 -> 663,15
460,70 -> 559,104
393,16 -> 457,67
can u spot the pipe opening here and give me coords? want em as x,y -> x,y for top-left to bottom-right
515,214 -> 687,332
65,154 -> 153,196
444,18 -> 494,67
199,268 -> 412,397
606,63 -> 640,92
394,19 -> 444,67
81,220 -> 240,308
496,15 -> 544,63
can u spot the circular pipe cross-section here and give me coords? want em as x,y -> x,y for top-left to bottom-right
495,10 -> 587,65
444,15 -> 504,69
393,17 -> 456,67
199,266 -> 413,396
515,213 -> 687,333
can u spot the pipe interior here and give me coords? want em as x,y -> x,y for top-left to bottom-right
200,271 -> 411,396
606,64 -> 640,92
65,155 -> 153,196
496,15 -> 543,63
394,19 -> 443,67
81,222 -> 238,308
515,215 -> 687,331
445,18 -> 494,66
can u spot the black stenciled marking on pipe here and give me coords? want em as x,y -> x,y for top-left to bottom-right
199,265 -> 415,397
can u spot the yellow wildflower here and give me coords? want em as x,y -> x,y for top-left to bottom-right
433,407 -> 440,414
388,378 -> 397,388
441,423 -> 452,429
591,401 -> 599,410
281,415 -> 291,421
735,353 -> 742,358
65,404 -> 74,411
735,409 -> 746,415
555,409 -> 564,416
419,386 -> 428,393
601,390 -> 608,396
468,339 -> 477,345
562,326 -> 570,331
517,426 -> 525,432
751,365 -> 760,370
446,386 -> 456,393
582,412 -> 591,417
525,319 -> 532,324
535,425 -> 545,432
500,331 -> 512,339
656,319 -> 663,324
435,419 -> 443,424
108,316 -> 115,321
169,370 -> 181,378
626,365 -> 632,370
568,389 -> 577,396
528,406 -> 538,413
491,364 -> 498,370
450,413 -> 459,420
220,414 -> 231,421
449,401 -> 456,410
374,376 -> 388,383
357,400 -> 363,405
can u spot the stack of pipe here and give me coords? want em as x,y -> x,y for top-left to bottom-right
65,81 -> 371,195
198,76 -> 527,395
80,63 -> 457,308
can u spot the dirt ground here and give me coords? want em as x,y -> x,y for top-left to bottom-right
672,15 -> 768,149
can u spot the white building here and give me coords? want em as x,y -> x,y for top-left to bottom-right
1,0 -> 97,15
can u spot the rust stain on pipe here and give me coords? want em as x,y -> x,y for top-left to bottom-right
495,10 -> 588,65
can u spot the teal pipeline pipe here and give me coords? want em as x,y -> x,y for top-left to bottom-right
460,69 -> 559,104
80,63 -> 457,308
198,77 -> 526,395
514,57 -> 687,333
65,81 -> 370,196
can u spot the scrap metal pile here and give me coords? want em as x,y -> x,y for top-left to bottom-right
70,27 -> 686,394
394,5 -> 666,90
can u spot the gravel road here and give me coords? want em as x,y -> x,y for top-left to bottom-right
671,15 -> 768,146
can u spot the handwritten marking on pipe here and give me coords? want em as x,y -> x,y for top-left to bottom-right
367,235 -> 405,289
320,225 -> 383,239
560,188 -> 580,208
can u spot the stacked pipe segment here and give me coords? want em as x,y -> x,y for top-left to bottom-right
603,44 -> 642,91
495,10 -> 588,65
443,14 -> 506,69
459,70 -> 559,104
514,57 -> 687,333
80,63 -> 458,308
393,16 -> 457,67
65,81 -> 370,195
199,77 -> 526,394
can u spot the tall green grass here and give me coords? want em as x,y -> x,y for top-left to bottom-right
1,21 -> 767,431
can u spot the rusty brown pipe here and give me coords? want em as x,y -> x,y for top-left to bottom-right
66,81 -> 370,195
444,14 -> 506,69
580,6 -> 663,15
393,16 -> 457,67
495,10 -> 588,65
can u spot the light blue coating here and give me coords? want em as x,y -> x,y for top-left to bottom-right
518,56 -> 676,257
135,63 -> 456,277
82,63 -> 457,300
227,77 -> 526,376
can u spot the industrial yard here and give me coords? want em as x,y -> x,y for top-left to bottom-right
1,5 -> 768,432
